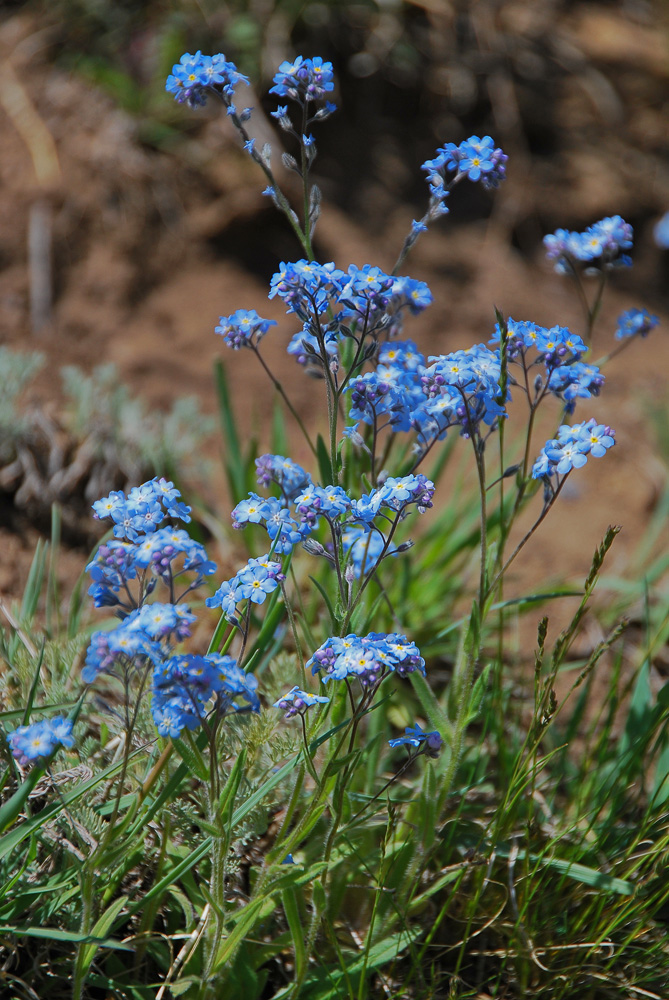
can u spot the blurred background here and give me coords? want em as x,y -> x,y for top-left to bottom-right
0,0 -> 668,609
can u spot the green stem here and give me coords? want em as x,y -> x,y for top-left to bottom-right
300,104 -> 314,261
252,346 -> 317,458
200,760 -> 227,995
436,628 -> 481,816
587,270 -> 607,342
218,94 -> 310,258
72,865 -> 95,1000
343,515 -> 401,632
486,476 -> 567,600
593,334 -> 637,368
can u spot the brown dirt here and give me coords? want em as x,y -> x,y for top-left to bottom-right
0,8 -> 668,659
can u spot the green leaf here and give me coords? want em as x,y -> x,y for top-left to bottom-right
212,864 -> 328,971
281,887 -> 307,983
172,735 -> 209,782
214,358 -> 245,501
249,588 -> 286,664
409,671 -> 452,743
316,433 -> 333,486
217,748 -> 246,825
213,893 -> 278,971
325,749 -> 361,777
309,575 -> 337,633
78,895 -> 131,974
207,611 -> 233,656
0,701 -> 77,722
536,855 -> 634,895
20,540 -> 48,624
0,835 -> 36,901
22,639 -> 46,725
467,663 -> 491,722
0,924 -> 133,951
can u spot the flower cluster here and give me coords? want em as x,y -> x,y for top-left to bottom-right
7,717 -> 74,766
269,56 -> 335,106
266,260 -> 432,370
206,554 -> 285,621
420,344 -> 506,432
348,475 -> 435,521
422,135 -> 507,209
345,341 -> 509,452
270,259 -> 344,320
388,723 -> 442,757
215,310 -> 277,350
211,467 -> 435,619
308,632 -> 425,686
491,318 -> 587,361
83,602 -> 196,684
544,216 -> 633,274
152,654 -> 260,737
88,527 -> 216,609
93,478 -> 191,543
84,479 -> 255,742
488,318 -> 604,414
274,686 -> 330,719
166,51 -> 249,109
532,419 -> 615,482
614,308 -> 659,340
255,454 -> 312,500
233,494 -> 312,553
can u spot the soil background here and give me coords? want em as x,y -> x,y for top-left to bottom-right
1,1 -> 668,648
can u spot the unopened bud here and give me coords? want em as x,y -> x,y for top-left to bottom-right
281,152 -> 300,173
